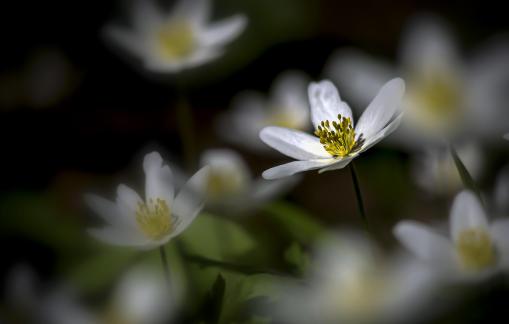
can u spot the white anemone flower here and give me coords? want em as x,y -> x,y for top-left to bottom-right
105,0 -> 247,73
217,71 -> 310,152
395,190 -> 509,280
200,148 -> 298,213
259,78 -> 405,179
412,142 -> 483,196
86,151 -> 209,249
105,265 -> 179,324
326,15 -> 509,146
273,233 -> 437,324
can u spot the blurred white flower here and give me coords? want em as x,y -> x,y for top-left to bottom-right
200,148 -> 298,213
105,264 -> 179,324
259,78 -> 405,179
273,233 -> 437,324
327,15 -> 509,147
86,151 -> 209,249
504,133 -> 509,141
105,0 -> 247,73
412,142 -> 483,196
217,71 -> 310,151
4,265 -> 97,324
395,190 -> 509,280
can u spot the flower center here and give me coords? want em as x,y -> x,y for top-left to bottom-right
407,73 -> 461,127
155,20 -> 195,61
207,170 -> 247,200
456,228 -> 496,271
314,114 -> 364,158
136,198 -> 174,240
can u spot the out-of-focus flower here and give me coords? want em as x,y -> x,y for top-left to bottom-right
86,151 -> 209,249
217,71 -> 310,151
105,0 -> 247,73
395,190 -> 509,280
259,78 -> 404,179
3,265 -> 97,324
272,233 -> 436,324
0,48 -> 79,111
103,264 -> 179,324
504,133 -> 509,141
327,15 -> 509,147
412,142 -> 483,196
199,148 -> 298,214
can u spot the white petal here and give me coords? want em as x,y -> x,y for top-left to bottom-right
262,159 -> 335,180
505,133 -> 509,141
172,166 -> 210,237
325,48 -> 395,108
259,126 -> 330,160
104,26 -> 146,59
360,113 -> 403,152
272,70 -> 309,108
399,14 -> 460,74
171,0 -> 210,25
317,156 -> 354,173
308,80 -> 353,129
198,14 -> 247,47
130,0 -> 164,33
355,78 -> 405,140
144,47 -> 223,73
490,219 -> 509,265
200,148 -> 251,181
116,184 -> 143,214
394,221 -> 454,265
143,151 -> 174,206
88,227 -> 148,247
251,176 -> 300,203
449,190 -> 488,241
217,91 -> 267,150
84,194 -> 136,229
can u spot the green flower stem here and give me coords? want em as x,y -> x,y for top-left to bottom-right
159,246 -> 171,288
348,162 -> 372,237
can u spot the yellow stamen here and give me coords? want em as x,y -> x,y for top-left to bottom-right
456,228 -> 496,271
314,114 -> 364,158
136,198 -> 174,240
155,20 -> 195,61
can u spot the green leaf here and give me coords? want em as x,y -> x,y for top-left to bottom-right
179,213 -> 256,260
284,242 -> 309,274
450,146 -> 484,204
66,248 -> 139,294
263,201 -> 324,244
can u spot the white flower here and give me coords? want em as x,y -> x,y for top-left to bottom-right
259,78 -> 405,179
504,133 -> 509,141
4,265 -> 97,324
105,0 -> 247,73
273,233 -> 437,324
326,15 -> 509,146
86,151 -> 209,249
395,190 -> 509,280
217,71 -> 310,152
412,142 -> 483,196
106,264 -> 179,324
199,148 -> 298,213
